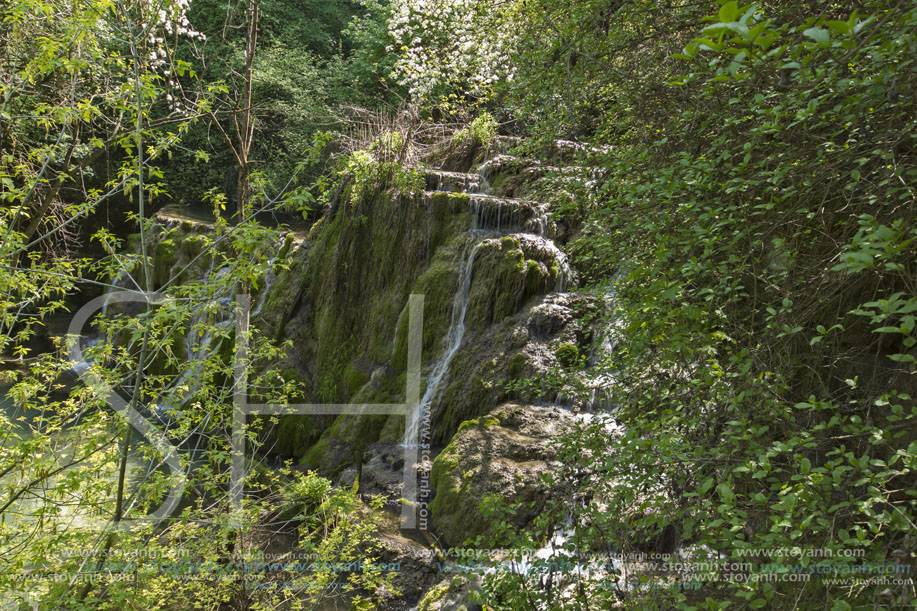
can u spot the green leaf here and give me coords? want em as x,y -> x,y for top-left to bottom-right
699,477 -> 715,494
719,1 -> 739,23
826,20 -> 850,35
831,602 -> 852,611
803,27 -> 830,43
717,482 -> 736,503
800,457 -> 811,474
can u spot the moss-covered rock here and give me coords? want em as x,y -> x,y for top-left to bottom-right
249,137 -> 591,476
153,236 -> 178,287
554,342 -> 580,367
429,403 -> 578,547
269,415 -> 321,457
464,236 -> 564,330
415,574 -> 480,611
429,292 -> 598,443
268,186 -> 471,413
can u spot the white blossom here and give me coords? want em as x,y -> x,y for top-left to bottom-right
388,0 -> 520,100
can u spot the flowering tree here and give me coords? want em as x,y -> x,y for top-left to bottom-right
387,0 -> 522,103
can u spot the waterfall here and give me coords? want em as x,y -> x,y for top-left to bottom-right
250,255 -> 279,319
583,279 -> 620,411
391,300 -> 409,358
403,240 -> 482,448
402,146 -> 580,445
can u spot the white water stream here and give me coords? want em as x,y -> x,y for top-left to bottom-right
403,240 -> 483,447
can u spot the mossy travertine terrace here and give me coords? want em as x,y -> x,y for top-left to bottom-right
138,130 -> 602,552
254,134 -> 587,465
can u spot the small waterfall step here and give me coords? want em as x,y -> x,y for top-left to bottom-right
424,190 -> 549,235
478,155 -> 590,179
469,194 -> 547,234
403,238 -> 483,448
424,170 -> 483,193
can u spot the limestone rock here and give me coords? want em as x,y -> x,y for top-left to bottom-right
429,403 -> 578,547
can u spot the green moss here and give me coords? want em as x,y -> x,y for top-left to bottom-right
411,257 -> 460,359
272,416 -> 320,457
257,165 -> 480,468
465,238 -> 528,328
555,342 -> 580,367
318,412 -> 387,451
429,430 -> 494,546
259,245 -> 310,339
342,364 -> 369,398
379,413 -> 405,442
153,237 -> 178,286
126,233 -> 142,253
426,192 -> 471,250
301,437 -> 329,470
500,235 -> 519,250
181,233 -> 207,258
417,581 -> 450,611
277,233 -> 295,259
456,418 -> 480,434
507,352 -> 527,378
435,351 -> 509,442
429,441 -> 465,529
525,260 -> 549,294
428,190 -> 469,210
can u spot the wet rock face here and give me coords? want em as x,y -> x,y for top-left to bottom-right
132,210 -> 221,289
428,403 -> 579,547
248,126 -> 607,482
432,292 -> 598,444
373,511 -> 442,607
527,297 -> 575,339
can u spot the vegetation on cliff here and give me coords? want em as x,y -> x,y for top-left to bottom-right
1,0 -> 914,609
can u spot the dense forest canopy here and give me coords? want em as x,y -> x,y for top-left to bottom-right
0,0 -> 914,609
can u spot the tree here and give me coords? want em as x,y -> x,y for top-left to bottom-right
456,1 -> 917,608
1,1 -> 394,609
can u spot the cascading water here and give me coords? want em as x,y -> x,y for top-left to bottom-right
406,150 -> 577,444
153,253 -> 283,421
391,301 -> 409,357
583,278 -> 620,411
403,239 -> 483,448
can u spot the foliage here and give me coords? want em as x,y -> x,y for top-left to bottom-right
338,0 -> 406,107
341,132 -> 425,206
4,0 -> 916,608
454,112 -> 498,147
393,0 -> 917,608
0,1 -> 399,608
159,0 -> 366,207
387,0 -> 519,103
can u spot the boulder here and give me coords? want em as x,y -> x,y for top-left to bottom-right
429,403 -> 578,547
